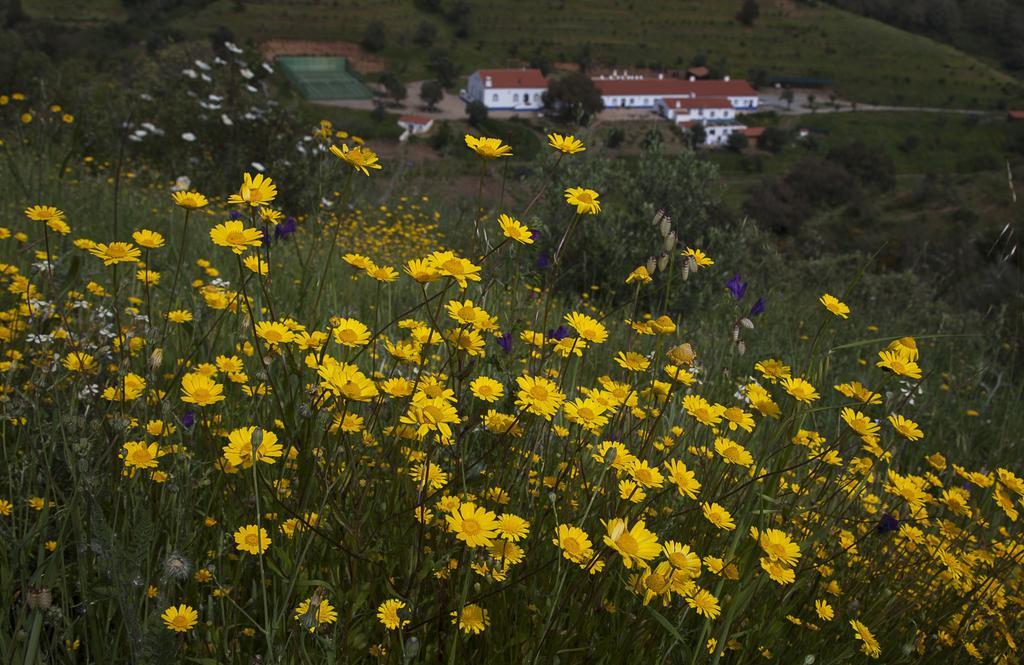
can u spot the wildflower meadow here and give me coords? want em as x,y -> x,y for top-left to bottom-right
0,91 -> 1022,665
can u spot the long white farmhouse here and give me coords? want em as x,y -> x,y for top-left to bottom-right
463,68 -> 547,111
592,72 -> 759,112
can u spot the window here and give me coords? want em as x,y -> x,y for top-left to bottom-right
492,94 -> 498,102
513,93 -> 519,102
523,93 -> 529,103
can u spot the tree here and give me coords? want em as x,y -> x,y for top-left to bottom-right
687,124 -> 707,149
727,132 -> 749,152
413,0 -> 442,12
413,21 -> 438,47
466,100 -> 488,126
736,0 -> 759,26
760,127 -> 789,153
427,49 -> 458,88
826,141 -> 896,192
361,21 -> 387,52
781,89 -> 794,110
542,72 -> 604,125
378,72 -> 407,105
420,80 -> 443,110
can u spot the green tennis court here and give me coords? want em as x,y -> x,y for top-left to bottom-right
276,56 -> 373,101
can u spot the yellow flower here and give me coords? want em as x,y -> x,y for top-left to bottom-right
123,442 -> 160,470
24,205 -> 65,224
332,318 -> 371,347
681,247 -> 714,268
228,172 -> 276,207
615,351 -> 650,372
62,352 -> 97,373
234,524 -> 271,555
686,588 -> 721,619
428,251 -> 481,288
547,132 -> 585,154
554,524 -> 594,564
377,599 -> 410,630
172,191 -> 208,209
565,311 -> 607,344
255,321 -> 295,347
564,187 -> 601,215
470,376 -> 504,402
294,596 -> 338,632
497,214 -> 534,244
464,134 -> 512,159
451,603 -> 489,634
243,254 -> 268,275
161,605 -> 198,632
782,377 -> 819,403
664,459 -> 701,499
819,293 -> 850,318
318,360 -> 378,402
876,349 -> 922,379
180,372 -> 225,407
223,427 -> 283,468
400,395 -> 461,440
888,414 -> 923,441
446,502 -> 499,548
88,242 -> 141,266
330,143 -> 383,176
626,265 -> 653,284
701,502 -> 736,530
815,599 -> 834,621
603,518 -> 660,569
714,437 -> 754,467
515,375 -> 565,420
210,220 -> 263,254
132,229 -> 165,249
850,619 -> 881,659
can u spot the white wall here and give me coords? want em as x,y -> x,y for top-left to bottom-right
466,73 -> 545,111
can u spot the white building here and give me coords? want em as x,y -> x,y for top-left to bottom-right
592,72 -> 759,112
657,97 -> 737,123
398,114 -> 434,135
463,69 -> 547,111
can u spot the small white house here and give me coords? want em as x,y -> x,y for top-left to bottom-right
657,97 -> 736,123
463,69 -> 547,111
678,118 -> 748,147
398,114 -> 434,135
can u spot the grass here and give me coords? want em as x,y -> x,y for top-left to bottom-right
2,89 -> 1024,664
155,0 -> 1024,108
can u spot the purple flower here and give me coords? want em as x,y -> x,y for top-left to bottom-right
181,410 -> 196,429
877,512 -> 899,534
547,325 -> 569,341
228,210 -> 244,220
726,273 -> 748,300
749,297 -> 766,317
536,250 -> 552,271
497,332 -> 513,354
274,217 -> 297,241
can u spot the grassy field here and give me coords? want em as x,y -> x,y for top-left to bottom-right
22,0 -> 1024,108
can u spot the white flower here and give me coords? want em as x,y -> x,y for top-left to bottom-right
250,161 -> 265,172
261,62 -> 274,74
239,67 -> 255,80
172,175 -> 192,192
200,73 -> 212,83
245,84 -> 259,94
182,68 -> 197,79
194,59 -> 211,71
181,132 -> 196,142
224,41 -> 243,54
221,114 -> 233,126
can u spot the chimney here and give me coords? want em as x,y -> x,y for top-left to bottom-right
658,72 -> 664,80
724,75 -> 731,81
689,75 -> 695,82
485,75 -> 492,88
612,69 -> 618,78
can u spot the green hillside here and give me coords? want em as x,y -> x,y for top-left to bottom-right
145,0 -> 1024,108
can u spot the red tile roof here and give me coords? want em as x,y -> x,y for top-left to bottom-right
476,68 -> 547,89
1009,110 -> 1024,121
687,66 -> 709,78
742,127 -> 766,138
399,114 -> 432,125
594,77 -> 756,98
594,78 -> 693,97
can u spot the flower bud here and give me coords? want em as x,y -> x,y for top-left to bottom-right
651,208 -> 666,227
740,317 -> 754,330
645,256 -> 657,275
26,588 -> 52,611
659,218 -> 672,238
657,252 -> 670,272
737,340 -> 746,356
664,230 -> 677,252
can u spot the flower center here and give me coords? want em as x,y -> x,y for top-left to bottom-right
461,518 -> 480,536
227,231 -> 248,245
